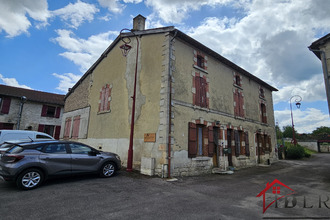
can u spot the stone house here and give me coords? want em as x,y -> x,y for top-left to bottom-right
309,33 -> 330,115
61,15 -> 278,177
0,84 -> 64,139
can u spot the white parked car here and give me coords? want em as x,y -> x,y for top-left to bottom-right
0,130 -> 54,145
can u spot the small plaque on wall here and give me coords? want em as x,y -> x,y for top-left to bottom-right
144,133 -> 156,142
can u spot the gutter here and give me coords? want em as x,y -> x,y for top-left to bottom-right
167,30 -> 178,178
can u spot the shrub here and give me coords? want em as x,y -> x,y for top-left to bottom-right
285,144 -> 305,159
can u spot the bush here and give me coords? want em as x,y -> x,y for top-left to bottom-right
285,144 -> 305,159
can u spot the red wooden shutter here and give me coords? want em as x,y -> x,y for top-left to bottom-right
234,130 -> 240,157
1,97 -> 11,114
54,126 -> 61,140
55,107 -> 61,118
71,115 -> 80,139
188,122 -> 197,158
234,91 -> 238,116
105,85 -> 110,111
208,126 -> 214,157
64,117 -> 72,139
245,132 -> 250,156
200,77 -> 207,108
195,77 -> 201,106
41,105 -> 47,116
38,124 -> 45,132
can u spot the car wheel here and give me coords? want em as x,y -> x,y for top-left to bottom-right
16,169 -> 44,190
100,162 -> 116,178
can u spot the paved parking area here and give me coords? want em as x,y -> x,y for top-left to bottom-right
1,154 -> 330,220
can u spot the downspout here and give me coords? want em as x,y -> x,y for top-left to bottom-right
167,30 -> 177,178
309,48 -> 330,115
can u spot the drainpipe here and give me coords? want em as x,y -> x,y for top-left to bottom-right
309,48 -> 330,115
167,30 -> 177,178
17,96 -> 27,130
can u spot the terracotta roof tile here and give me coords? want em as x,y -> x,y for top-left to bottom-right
0,84 -> 65,105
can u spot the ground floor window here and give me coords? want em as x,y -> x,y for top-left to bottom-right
188,122 -> 214,158
38,124 -> 61,139
0,123 -> 14,130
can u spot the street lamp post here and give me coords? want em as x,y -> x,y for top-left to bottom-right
119,29 -> 139,172
289,95 -> 302,145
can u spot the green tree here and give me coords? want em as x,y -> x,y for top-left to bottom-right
282,125 -> 297,139
276,125 -> 283,139
312,126 -> 330,139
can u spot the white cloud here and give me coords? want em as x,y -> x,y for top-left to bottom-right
0,0 -> 50,37
52,72 -> 82,93
145,0 -> 232,24
275,108 -> 330,134
0,74 -> 32,89
273,74 -> 327,104
98,0 -> 125,14
186,0 -> 330,104
52,0 -> 99,29
52,29 -> 117,73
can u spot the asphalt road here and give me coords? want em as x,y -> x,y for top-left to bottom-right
1,153 -> 330,220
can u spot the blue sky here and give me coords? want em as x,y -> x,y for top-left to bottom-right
0,0 -> 329,133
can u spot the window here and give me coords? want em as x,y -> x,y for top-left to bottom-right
193,51 -> 207,71
43,144 -> 67,154
0,97 -> 11,114
261,103 -> 267,123
259,88 -> 265,98
0,123 -> 14,130
194,75 -> 208,108
234,73 -> 242,87
69,143 -> 92,154
235,75 -> 241,86
38,124 -> 60,139
234,89 -> 244,117
197,55 -> 205,68
41,105 -> 61,118
188,122 -> 214,158
99,84 -> 112,113
234,130 -> 250,157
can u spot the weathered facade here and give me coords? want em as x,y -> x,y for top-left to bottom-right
0,84 -> 64,139
62,15 -> 278,177
309,33 -> 330,115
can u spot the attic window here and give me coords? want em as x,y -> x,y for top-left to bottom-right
197,55 -> 205,69
259,88 -> 265,98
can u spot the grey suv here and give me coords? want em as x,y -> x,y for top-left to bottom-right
0,140 -> 121,190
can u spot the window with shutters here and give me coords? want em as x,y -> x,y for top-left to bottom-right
0,97 -> 11,114
98,84 -> 112,113
193,74 -> 209,108
233,89 -> 244,117
234,130 -> 250,157
41,105 -> 61,118
188,122 -> 214,158
38,124 -> 55,137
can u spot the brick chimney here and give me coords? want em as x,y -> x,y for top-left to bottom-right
133,14 -> 146,31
